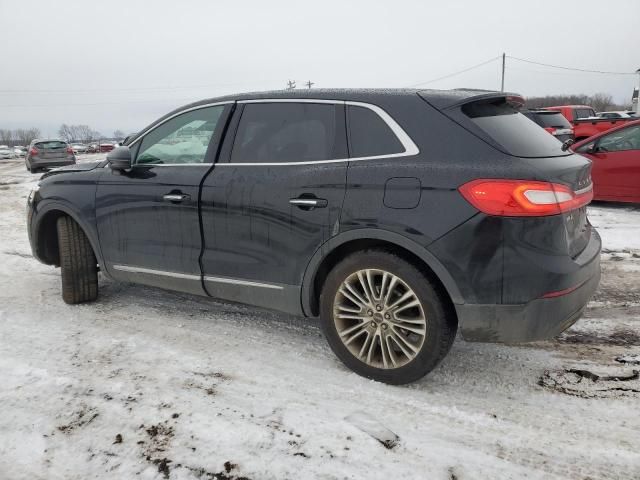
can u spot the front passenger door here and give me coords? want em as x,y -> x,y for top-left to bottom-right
96,103 -> 231,295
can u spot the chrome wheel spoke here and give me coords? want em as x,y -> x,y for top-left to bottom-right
356,271 -> 375,305
391,322 -> 426,335
333,267 -> 427,370
339,285 -> 366,309
389,328 -> 419,358
342,322 -> 369,345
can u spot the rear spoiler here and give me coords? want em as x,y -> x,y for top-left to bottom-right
418,89 -> 525,111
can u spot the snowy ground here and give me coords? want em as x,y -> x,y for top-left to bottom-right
1,156 -> 639,479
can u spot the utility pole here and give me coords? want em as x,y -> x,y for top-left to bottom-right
286,80 -> 296,90
500,52 -> 505,92
632,68 -> 640,113
305,80 -> 314,89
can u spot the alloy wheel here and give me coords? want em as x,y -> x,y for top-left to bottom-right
333,268 -> 427,369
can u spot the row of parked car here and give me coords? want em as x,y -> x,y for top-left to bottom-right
0,145 -> 28,159
1,142 -> 117,160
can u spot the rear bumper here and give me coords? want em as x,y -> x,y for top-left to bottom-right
457,229 -> 601,343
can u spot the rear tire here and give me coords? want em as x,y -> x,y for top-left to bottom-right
320,249 -> 456,385
56,216 -> 98,304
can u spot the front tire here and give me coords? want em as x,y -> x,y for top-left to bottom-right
56,216 -> 98,304
320,250 -> 455,385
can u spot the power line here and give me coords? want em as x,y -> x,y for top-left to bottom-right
405,56 -> 501,87
0,96 -> 202,108
506,56 -> 636,76
0,80 -> 282,95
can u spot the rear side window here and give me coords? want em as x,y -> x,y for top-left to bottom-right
534,112 -> 572,129
462,99 -> 568,157
230,103 -> 342,163
36,141 -> 67,150
575,108 -> 596,119
348,105 -> 404,157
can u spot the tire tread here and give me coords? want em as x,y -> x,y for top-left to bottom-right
56,216 -> 98,304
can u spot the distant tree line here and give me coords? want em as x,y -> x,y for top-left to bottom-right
525,92 -> 630,112
57,124 -> 126,143
58,124 -> 102,143
0,127 -> 42,146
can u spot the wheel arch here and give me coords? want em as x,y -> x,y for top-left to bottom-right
33,202 -> 105,273
301,229 -> 464,318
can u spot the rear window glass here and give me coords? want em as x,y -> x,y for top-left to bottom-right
36,141 -> 67,149
575,108 -> 596,119
533,112 -> 572,129
462,99 -> 568,157
348,105 -> 404,157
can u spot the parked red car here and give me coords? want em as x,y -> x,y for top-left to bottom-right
99,143 -> 115,153
572,119 -> 640,203
545,105 -> 636,141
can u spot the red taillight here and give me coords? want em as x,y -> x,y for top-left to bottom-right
458,179 -> 593,217
66,146 -> 74,155
29,147 -> 39,156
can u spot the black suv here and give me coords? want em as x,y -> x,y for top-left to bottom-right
27,89 -> 601,384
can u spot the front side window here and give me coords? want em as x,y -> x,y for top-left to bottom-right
598,125 -> 640,153
230,103 -> 340,163
348,105 -> 404,158
136,106 -> 224,165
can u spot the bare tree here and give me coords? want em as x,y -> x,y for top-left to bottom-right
14,128 -> 40,145
59,124 -> 97,143
526,92 -> 627,112
58,124 -> 74,142
0,129 -> 13,143
74,125 -> 92,143
590,93 -> 614,112
113,129 -> 124,139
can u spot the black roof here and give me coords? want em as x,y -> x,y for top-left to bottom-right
136,88 -> 520,141
175,88 -> 517,111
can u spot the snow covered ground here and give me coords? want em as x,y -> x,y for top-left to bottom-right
0,156 -> 639,479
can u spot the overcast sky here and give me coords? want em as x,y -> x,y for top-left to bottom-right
1,0 -> 639,137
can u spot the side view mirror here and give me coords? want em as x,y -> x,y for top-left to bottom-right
107,146 -> 132,170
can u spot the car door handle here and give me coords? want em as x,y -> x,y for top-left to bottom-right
289,197 -> 328,209
163,193 -> 190,203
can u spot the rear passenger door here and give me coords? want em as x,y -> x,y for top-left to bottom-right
200,100 -> 348,313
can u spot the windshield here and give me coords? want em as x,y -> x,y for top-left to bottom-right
462,99 -> 568,157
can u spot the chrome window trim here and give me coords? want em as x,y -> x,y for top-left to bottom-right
127,101 -> 233,147
112,264 -> 284,290
226,99 -> 419,166
121,98 -> 419,168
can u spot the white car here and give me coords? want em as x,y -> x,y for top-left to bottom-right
71,144 -> 89,154
597,111 -> 634,119
0,146 -> 14,159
